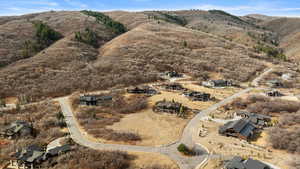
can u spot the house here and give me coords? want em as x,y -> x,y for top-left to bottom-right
13,145 -> 45,169
165,71 -> 183,78
224,156 -> 271,169
183,91 -> 211,101
163,83 -> 186,91
202,79 -> 232,88
79,95 -> 112,106
266,90 -> 284,97
236,111 -> 271,128
10,144 -> 71,169
0,121 -> 33,139
219,119 -> 256,140
153,100 -> 187,114
45,144 -> 71,157
127,86 -> 159,95
266,80 -> 283,88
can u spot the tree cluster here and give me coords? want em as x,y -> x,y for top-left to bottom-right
22,21 -> 62,58
81,10 -> 127,35
75,28 -> 99,48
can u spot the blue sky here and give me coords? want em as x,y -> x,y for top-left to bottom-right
0,0 -> 299,17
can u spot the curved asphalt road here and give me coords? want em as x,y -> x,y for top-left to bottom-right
58,68 -> 275,169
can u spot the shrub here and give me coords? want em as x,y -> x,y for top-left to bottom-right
41,146 -> 133,169
81,10 -> 126,35
0,98 -> 6,107
268,127 -> 300,154
177,143 -> 193,155
254,44 -> 287,60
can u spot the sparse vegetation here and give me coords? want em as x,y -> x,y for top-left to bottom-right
269,127 -> 300,154
230,94 -> 300,115
81,10 -> 126,35
41,146 -> 133,169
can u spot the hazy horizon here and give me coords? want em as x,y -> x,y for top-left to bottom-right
0,0 -> 299,17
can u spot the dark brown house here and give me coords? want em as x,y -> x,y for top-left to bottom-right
219,119 -> 256,140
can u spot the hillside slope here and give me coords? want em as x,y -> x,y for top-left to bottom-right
0,11 -> 115,67
261,17 -> 300,62
0,13 -> 268,101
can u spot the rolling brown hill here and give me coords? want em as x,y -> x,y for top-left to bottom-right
0,10 -> 292,102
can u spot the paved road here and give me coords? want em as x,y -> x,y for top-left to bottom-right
251,68 -> 273,87
180,88 -> 253,147
58,97 -> 206,169
55,67 -> 278,169
58,88 -> 253,169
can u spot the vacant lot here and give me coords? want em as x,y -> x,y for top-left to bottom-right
108,108 -> 188,146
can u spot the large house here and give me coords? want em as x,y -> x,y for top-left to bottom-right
202,79 -> 232,88
127,86 -> 159,95
0,121 -> 33,139
219,119 -> 256,140
165,71 -> 183,78
265,90 -> 284,97
153,100 -> 187,115
163,83 -> 186,91
236,111 -> 271,128
183,91 -> 211,101
79,95 -> 112,106
224,156 -> 271,169
266,80 -> 283,88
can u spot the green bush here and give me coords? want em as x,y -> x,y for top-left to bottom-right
75,28 -> 99,47
21,21 -> 62,58
81,10 -> 126,35
177,143 -> 192,155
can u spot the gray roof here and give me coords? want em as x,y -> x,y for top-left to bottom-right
244,158 -> 270,169
47,145 -> 71,156
4,121 -> 32,136
15,145 -> 44,163
225,156 -> 271,169
220,119 -> 256,138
